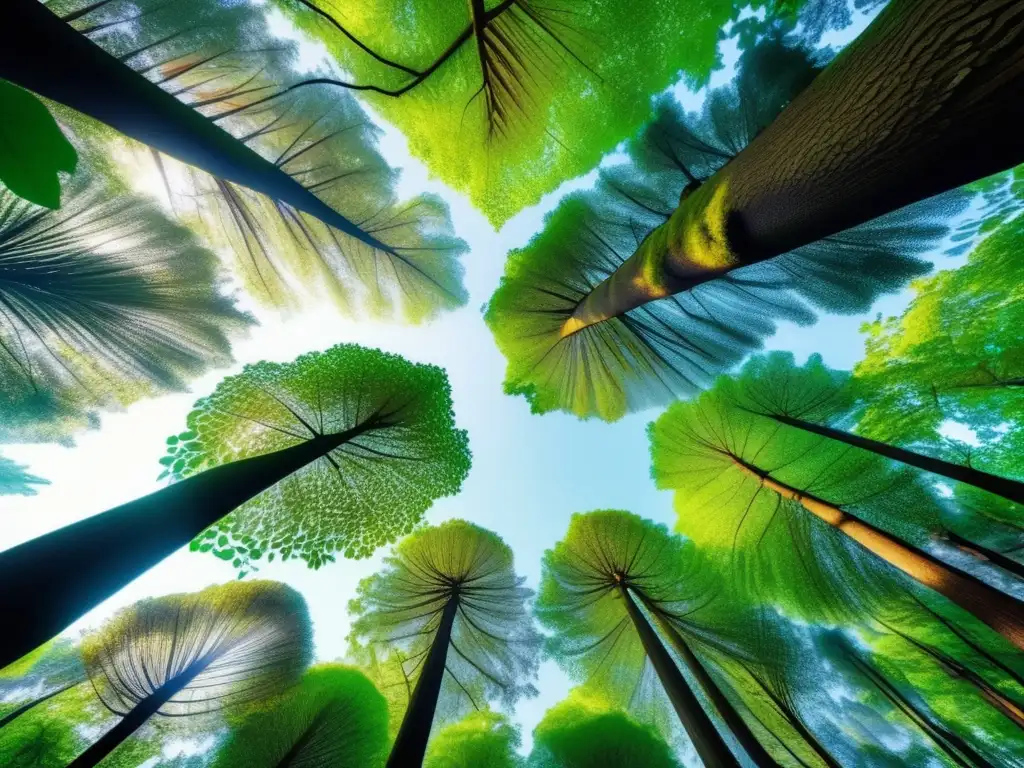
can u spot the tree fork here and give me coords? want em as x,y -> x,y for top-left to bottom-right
728,455 -> 1024,651
756,411 -> 1024,506
68,653 -> 216,768
562,0 -> 1024,335
0,0 -> 398,255
0,423 -> 374,670
642,603 -> 782,767
617,581 -> 740,768
386,595 -> 460,768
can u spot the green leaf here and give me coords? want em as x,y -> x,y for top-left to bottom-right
0,79 -> 77,209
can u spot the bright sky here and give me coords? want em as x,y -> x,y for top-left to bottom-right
1,2 -> 962,763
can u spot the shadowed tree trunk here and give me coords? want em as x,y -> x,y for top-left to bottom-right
0,0 -> 396,254
560,0 -> 1024,335
753,411 -> 1024,506
842,645 -> 996,768
728,454 -> 1024,651
0,423 -> 374,671
69,654 -> 216,768
618,581 -> 740,768
937,531 -> 1024,582
642,604 -> 781,767
386,595 -> 460,768
0,682 -> 81,729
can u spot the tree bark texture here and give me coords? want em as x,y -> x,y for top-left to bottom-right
564,0 -> 1024,334
0,0 -> 396,253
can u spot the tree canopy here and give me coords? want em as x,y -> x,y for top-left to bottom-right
648,356 -> 958,621
347,520 -> 540,730
212,664 -> 389,768
0,168 -> 251,445
83,580 -> 312,720
854,211 -> 1024,463
164,343 -> 471,572
0,454 -> 48,496
424,711 -> 524,768
486,33 -> 964,420
528,689 -> 682,768
28,0 -> 469,322
272,0 -> 811,227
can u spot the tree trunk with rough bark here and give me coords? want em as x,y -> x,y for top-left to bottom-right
729,454 -> 1024,651
562,0 -> 1024,335
618,582 -> 740,768
0,424 -> 373,671
386,595 -> 459,768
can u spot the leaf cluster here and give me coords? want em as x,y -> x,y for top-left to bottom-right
164,343 -> 470,571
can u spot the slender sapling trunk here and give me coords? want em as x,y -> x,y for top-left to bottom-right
0,681 -> 81,729
643,603 -> 781,767
757,411 -> 1024,506
68,654 -> 216,768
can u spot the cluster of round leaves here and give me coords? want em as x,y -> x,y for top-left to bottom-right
162,344 -> 470,573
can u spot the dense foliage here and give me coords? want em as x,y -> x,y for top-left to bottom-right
165,344 -> 471,571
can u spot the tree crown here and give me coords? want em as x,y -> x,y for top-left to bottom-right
162,343 -> 471,572
348,519 -> 540,721
82,580 -> 312,717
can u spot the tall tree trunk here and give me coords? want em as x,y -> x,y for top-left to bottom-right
0,0 -> 396,254
843,648 -> 996,768
938,530 -> 1024,581
0,423 -> 374,671
386,595 -> 459,768
641,604 -> 781,767
729,455 -> 1024,651
0,681 -> 80,729
68,654 -> 215,768
756,411 -> 1024,506
561,0 -> 1024,335
617,583 -> 740,768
